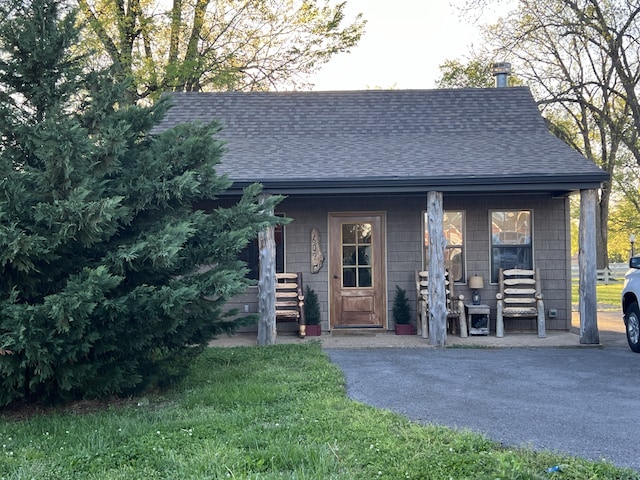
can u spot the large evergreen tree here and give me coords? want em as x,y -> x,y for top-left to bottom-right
0,0 -> 281,406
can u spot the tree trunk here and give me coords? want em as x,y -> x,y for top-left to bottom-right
257,195 -> 276,346
427,191 -> 447,346
580,189 -> 600,344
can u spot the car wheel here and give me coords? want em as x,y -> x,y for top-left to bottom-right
625,302 -> 640,353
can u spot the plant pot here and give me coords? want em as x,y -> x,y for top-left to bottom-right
395,324 -> 415,335
305,324 -> 322,336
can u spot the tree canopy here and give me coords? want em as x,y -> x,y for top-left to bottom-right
437,59 -> 495,89
75,0 -> 365,101
0,0 -> 282,406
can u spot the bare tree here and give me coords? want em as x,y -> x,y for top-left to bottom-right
457,0 -> 640,268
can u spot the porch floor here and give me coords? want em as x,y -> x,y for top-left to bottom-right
209,311 -> 626,349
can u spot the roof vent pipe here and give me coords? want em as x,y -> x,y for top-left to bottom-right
491,62 -> 511,88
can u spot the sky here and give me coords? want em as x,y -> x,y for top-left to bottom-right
310,0 -> 506,91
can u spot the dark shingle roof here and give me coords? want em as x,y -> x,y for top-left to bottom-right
154,87 -> 608,194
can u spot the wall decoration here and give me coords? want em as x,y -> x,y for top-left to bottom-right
311,227 -> 324,273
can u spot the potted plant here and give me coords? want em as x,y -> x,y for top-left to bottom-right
393,285 -> 415,335
304,286 -> 322,336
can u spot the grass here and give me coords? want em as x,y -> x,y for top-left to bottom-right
571,280 -> 624,311
1,343 -> 638,479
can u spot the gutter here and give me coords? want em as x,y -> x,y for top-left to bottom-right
216,173 -> 610,196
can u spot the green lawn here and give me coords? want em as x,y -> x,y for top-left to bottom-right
572,280 -> 624,310
1,344 -> 637,479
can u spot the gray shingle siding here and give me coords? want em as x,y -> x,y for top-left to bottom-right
227,192 -> 570,333
446,193 -> 570,331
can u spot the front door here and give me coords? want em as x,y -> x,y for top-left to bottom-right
329,212 -> 386,328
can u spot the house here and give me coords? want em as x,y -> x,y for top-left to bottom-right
154,86 -> 608,343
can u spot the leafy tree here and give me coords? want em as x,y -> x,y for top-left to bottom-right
0,0 -> 282,406
436,60 -> 494,88
75,0 -> 366,101
607,199 -> 636,262
437,58 -> 497,89
609,150 -> 640,261
437,57 -> 525,89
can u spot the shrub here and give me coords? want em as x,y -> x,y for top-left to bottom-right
393,285 -> 411,325
304,286 -> 321,325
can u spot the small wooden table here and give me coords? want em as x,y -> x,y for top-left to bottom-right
465,303 -> 490,335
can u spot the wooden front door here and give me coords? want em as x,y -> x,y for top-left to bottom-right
329,212 -> 386,328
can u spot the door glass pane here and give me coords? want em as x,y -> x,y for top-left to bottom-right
358,224 -> 372,243
343,267 -> 356,287
358,246 -> 371,265
342,224 -> 357,244
341,223 -> 373,288
343,246 -> 356,266
358,267 -> 372,287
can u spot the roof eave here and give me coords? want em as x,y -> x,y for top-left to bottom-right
217,173 -> 610,196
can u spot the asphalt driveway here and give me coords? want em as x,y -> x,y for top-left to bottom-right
326,345 -> 640,472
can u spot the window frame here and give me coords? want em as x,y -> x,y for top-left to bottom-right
423,210 -> 466,284
489,209 -> 533,284
240,214 -> 286,281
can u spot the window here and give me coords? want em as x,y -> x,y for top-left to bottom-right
240,223 -> 285,281
491,210 -> 532,283
424,211 -> 465,283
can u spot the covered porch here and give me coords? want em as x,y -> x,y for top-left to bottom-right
251,186 -> 603,347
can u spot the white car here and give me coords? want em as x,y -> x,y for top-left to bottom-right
622,256 -> 640,352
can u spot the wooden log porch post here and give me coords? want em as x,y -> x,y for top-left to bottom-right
427,191 -> 447,346
257,194 -> 277,346
579,188 -> 599,344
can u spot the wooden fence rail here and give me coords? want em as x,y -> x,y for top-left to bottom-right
571,263 -> 627,284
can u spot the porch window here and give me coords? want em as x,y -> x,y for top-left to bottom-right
490,210 -> 532,283
423,210 -> 465,283
240,222 -> 285,281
